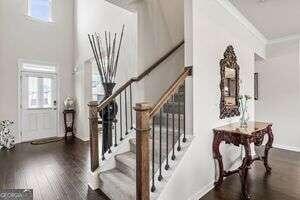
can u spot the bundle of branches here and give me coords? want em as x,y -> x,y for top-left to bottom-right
88,25 -> 125,84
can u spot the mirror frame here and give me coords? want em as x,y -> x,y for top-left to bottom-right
219,45 -> 240,119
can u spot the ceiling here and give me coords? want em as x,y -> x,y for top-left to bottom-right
229,0 -> 300,40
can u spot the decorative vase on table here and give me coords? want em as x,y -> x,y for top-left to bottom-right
64,97 -> 76,110
239,95 -> 251,128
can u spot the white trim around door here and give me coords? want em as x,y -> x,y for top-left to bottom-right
18,59 -> 60,143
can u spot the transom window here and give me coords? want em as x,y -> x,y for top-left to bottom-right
27,0 -> 52,22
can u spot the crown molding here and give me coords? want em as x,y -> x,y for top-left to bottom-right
216,0 -> 268,45
216,0 -> 300,46
268,34 -> 300,44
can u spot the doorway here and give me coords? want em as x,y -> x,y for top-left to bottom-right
19,61 -> 58,142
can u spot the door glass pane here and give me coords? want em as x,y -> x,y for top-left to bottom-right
28,77 -> 39,108
42,78 -> 52,108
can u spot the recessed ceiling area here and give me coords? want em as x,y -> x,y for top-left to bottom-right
229,0 -> 300,40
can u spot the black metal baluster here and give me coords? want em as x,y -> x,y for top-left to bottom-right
177,96 -> 181,151
119,93 -> 123,141
101,109 -> 105,160
114,98 -> 117,147
130,83 -> 133,130
171,107 -> 176,160
151,117 -> 156,192
125,88 -> 128,135
108,104 -> 112,153
158,109 -> 163,181
165,103 -> 170,170
183,83 -> 187,143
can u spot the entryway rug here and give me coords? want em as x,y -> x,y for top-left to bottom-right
31,137 -> 63,145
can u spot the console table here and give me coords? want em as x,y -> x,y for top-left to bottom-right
63,109 -> 76,139
212,122 -> 273,199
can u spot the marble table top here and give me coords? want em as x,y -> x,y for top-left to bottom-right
213,121 -> 272,135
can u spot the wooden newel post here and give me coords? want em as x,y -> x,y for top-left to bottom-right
88,101 -> 99,172
134,102 -> 151,200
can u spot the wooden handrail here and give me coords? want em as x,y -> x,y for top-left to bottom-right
97,79 -> 134,111
97,40 -> 184,111
149,66 -> 192,118
135,40 -> 184,81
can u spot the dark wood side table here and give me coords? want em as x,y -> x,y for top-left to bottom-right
63,109 -> 76,139
212,121 -> 274,199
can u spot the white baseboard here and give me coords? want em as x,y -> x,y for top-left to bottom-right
273,144 -> 300,152
187,181 -> 215,200
75,134 -> 90,141
88,168 -> 101,190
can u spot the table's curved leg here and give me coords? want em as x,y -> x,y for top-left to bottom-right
213,133 -> 224,187
239,140 -> 251,200
264,126 -> 274,174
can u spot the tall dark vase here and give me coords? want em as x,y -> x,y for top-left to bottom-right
100,83 -> 118,155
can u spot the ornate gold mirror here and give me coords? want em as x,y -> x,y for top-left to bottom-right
219,45 -> 240,119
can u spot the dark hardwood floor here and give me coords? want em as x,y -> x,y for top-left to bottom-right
1,138 -> 299,200
201,148 -> 300,200
0,137 -> 110,200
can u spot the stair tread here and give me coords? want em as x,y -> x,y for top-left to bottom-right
99,169 -> 135,199
129,137 -> 176,147
115,151 -> 136,170
115,151 -> 159,172
129,136 -> 180,166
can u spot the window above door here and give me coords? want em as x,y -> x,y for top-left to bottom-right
27,0 -> 53,23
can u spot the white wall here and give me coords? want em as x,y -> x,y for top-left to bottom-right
255,40 -> 300,151
159,0 -> 265,199
74,0 -> 138,140
0,0 -> 74,142
135,0 -> 185,104
184,0 -> 194,137
74,0 -> 188,139
184,0 -> 193,67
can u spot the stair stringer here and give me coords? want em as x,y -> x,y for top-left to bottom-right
88,129 -> 135,190
150,135 -> 194,200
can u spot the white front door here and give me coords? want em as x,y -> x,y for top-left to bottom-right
21,72 -> 58,142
